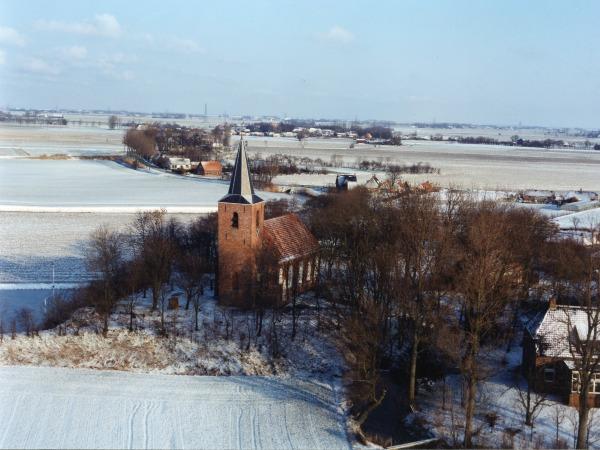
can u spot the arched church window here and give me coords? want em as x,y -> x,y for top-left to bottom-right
231,212 -> 239,228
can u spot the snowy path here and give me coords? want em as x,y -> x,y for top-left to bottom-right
0,366 -> 350,449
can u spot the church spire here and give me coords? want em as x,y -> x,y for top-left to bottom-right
219,136 -> 263,204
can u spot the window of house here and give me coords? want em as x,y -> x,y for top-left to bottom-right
298,263 -> 304,285
287,265 -> 293,288
592,373 -> 600,394
306,261 -> 312,281
278,268 -> 284,285
544,367 -> 555,383
572,371 -> 581,393
231,212 -> 239,228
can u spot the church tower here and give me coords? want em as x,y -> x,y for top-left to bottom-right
217,137 -> 265,304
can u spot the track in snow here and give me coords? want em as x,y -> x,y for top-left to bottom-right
0,366 -> 350,449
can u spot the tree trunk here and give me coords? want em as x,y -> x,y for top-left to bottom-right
185,289 -> 191,310
577,392 -> 590,449
525,381 -> 533,427
464,371 -> 477,448
408,325 -> 419,407
291,295 -> 297,341
151,284 -> 159,310
256,309 -> 263,337
463,337 -> 479,449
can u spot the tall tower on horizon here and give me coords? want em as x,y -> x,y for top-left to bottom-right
217,137 -> 265,304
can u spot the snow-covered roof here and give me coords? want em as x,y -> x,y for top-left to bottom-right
529,305 -> 600,359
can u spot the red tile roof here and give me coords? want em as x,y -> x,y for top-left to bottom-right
200,160 -> 223,172
263,214 -> 319,262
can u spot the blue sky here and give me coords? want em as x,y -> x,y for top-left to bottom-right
0,0 -> 598,127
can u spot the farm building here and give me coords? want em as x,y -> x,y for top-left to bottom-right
197,160 -> 223,177
166,157 -> 192,172
335,174 -> 358,191
217,138 -> 319,306
523,300 -> 600,407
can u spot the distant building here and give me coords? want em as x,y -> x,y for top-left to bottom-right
217,138 -> 319,305
167,157 -> 191,172
335,174 -> 358,191
197,160 -> 223,177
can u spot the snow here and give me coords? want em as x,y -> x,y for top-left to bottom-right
0,212 -> 200,284
553,207 -> 600,230
245,139 -> 600,191
0,365 -> 350,449
415,341 -> 600,448
0,159 -> 284,210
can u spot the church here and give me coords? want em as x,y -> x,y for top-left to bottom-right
217,138 -> 319,305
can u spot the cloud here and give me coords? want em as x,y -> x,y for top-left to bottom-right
0,26 -> 26,46
168,37 -> 204,54
319,25 -> 354,44
95,53 -> 135,80
59,45 -> 87,60
21,57 -> 60,75
0,49 -> 5,65
35,14 -> 122,38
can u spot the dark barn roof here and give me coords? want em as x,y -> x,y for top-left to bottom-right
219,138 -> 263,204
263,214 -> 319,262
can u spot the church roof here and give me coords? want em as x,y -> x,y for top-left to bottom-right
263,214 -> 319,262
219,137 -> 263,204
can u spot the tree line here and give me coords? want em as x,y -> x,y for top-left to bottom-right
304,187 -> 599,447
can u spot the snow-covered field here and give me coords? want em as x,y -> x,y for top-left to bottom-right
0,366 -> 350,449
0,212 -> 199,284
2,124 -> 600,191
252,139 -> 600,191
0,159 -> 283,210
0,124 -> 124,157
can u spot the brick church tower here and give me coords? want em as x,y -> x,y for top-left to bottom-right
217,137 -> 265,304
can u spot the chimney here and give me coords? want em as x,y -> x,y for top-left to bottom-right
548,297 -> 557,310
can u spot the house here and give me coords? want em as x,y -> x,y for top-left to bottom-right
217,137 -> 319,305
518,190 -> 554,204
197,160 -> 223,177
167,157 -> 191,172
335,174 -> 358,191
523,300 -> 600,407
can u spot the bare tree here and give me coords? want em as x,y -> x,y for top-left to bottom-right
454,203 -> 519,447
15,307 -> 36,337
515,370 -> 547,428
395,190 -> 454,407
550,404 -> 567,448
85,225 -> 124,336
130,211 -> 178,311
566,252 -> 600,449
108,115 -> 119,129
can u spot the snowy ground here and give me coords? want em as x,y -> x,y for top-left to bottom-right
0,212 -> 199,284
0,365 -> 350,449
415,342 -> 600,449
0,159 -> 284,211
0,124 -> 124,157
242,138 -> 600,191
2,124 -> 600,191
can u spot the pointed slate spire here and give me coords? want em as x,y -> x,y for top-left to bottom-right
219,136 -> 263,204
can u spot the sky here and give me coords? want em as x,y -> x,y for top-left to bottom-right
0,0 -> 598,127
